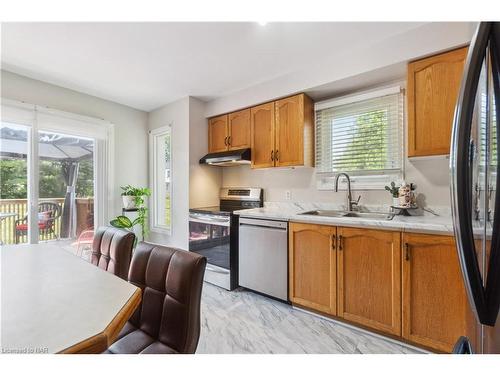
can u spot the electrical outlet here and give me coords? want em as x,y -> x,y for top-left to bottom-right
285,190 -> 292,200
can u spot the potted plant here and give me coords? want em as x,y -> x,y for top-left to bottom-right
112,185 -> 151,245
385,181 -> 400,207
121,185 -> 150,210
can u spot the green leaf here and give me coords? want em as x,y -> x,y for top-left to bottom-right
110,215 -> 133,229
110,218 -> 125,228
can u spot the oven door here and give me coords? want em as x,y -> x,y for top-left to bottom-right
189,212 -> 231,289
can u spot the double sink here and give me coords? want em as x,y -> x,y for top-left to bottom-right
299,209 -> 395,221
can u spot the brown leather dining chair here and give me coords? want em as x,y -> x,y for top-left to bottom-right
91,226 -> 135,280
104,242 -> 207,354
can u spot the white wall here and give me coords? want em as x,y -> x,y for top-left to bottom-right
222,156 -> 451,209
189,97 -> 222,209
0,70 -> 148,217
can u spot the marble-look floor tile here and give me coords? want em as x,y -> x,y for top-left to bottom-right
196,283 -> 423,354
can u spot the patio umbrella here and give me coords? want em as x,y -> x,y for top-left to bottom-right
0,124 -> 93,239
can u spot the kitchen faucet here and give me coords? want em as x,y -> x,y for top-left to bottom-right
334,172 -> 361,211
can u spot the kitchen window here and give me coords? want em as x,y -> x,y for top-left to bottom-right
149,125 -> 172,234
315,86 -> 404,189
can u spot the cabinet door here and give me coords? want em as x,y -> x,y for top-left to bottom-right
228,109 -> 251,150
251,102 -> 275,168
275,94 -> 306,167
289,222 -> 336,315
208,114 -> 228,153
337,227 -> 401,335
407,47 -> 468,157
402,233 -> 472,352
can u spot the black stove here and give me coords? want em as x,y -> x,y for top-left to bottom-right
188,187 -> 263,290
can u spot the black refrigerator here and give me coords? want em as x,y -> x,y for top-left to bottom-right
450,22 -> 500,353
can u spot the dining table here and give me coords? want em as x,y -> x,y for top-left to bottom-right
0,243 -> 141,354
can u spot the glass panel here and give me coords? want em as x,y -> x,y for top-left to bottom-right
38,130 -> 95,260
189,221 -> 230,269
0,122 -> 29,245
152,129 -> 171,231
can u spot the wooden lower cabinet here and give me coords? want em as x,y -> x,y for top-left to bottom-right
402,233 -> 473,352
289,222 -> 337,315
337,227 -> 401,336
288,222 -> 475,353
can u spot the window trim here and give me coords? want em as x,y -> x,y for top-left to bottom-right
314,85 -> 405,190
149,124 -> 172,235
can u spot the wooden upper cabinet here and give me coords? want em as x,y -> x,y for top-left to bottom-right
251,102 -> 275,169
407,47 -> 468,157
208,114 -> 229,153
337,227 -> 401,336
402,233 -> 474,352
275,94 -> 314,167
228,109 -> 251,150
289,222 -> 337,315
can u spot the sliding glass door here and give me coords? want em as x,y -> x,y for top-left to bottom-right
1,100 -> 112,260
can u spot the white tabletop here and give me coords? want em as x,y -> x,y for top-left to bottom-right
1,243 -> 140,353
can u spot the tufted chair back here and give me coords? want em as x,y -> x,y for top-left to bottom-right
126,242 -> 207,354
91,226 -> 135,280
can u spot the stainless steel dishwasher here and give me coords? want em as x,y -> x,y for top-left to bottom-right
238,217 -> 288,301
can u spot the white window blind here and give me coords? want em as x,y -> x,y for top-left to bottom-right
315,89 -> 403,181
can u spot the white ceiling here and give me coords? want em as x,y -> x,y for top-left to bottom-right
1,22 -> 426,111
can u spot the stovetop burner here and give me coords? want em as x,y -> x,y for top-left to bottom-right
189,187 -> 263,215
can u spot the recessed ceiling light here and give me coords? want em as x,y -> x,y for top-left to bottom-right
257,21 -> 267,26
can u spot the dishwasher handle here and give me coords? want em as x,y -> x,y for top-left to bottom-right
239,217 -> 288,230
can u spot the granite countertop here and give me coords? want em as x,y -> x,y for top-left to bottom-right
233,202 -> 456,235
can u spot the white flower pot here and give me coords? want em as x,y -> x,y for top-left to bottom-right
392,197 -> 400,207
122,195 -> 137,209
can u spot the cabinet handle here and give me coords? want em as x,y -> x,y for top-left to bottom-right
405,243 -> 410,261
275,149 -> 279,161
332,234 -> 336,250
228,136 -> 231,145
338,235 -> 343,251
224,136 -> 228,146
271,150 -> 274,161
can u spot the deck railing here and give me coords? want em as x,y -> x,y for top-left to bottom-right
0,197 -> 93,245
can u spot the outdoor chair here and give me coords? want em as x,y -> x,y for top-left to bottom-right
73,229 -> 95,259
14,201 -> 62,243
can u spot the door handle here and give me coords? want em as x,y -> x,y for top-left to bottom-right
404,243 -> 410,261
224,136 -> 228,146
271,150 -> 274,161
450,22 -> 494,326
338,235 -> 343,251
228,136 -> 231,146
275,149 -> 279,161
331,234 -> 336,250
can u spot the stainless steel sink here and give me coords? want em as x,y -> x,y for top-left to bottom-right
298,210 -> 395,221
298,210 -> 348,217
343,211 -> 395,220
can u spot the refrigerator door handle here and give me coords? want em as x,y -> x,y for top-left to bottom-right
450,22 -> 491,325
484,22 -> 500,325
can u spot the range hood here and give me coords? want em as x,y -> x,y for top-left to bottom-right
199,148 -> 251,166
